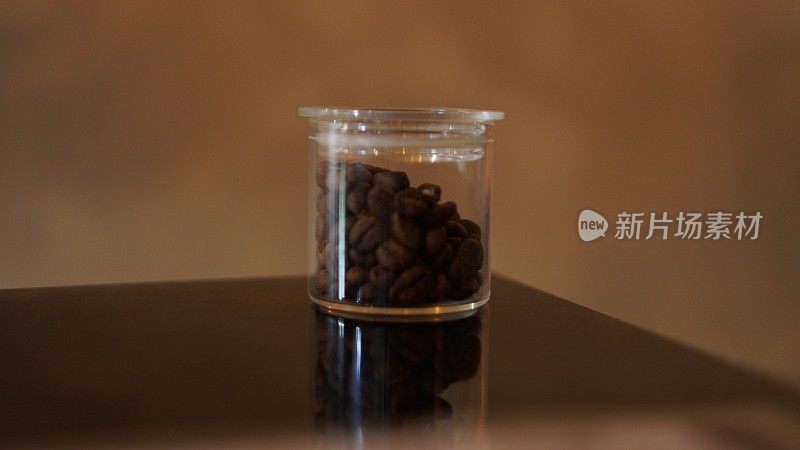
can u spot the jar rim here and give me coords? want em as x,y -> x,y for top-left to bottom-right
298,106 -> 504,122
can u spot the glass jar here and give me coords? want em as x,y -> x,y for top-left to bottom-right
300,107 -> 503,317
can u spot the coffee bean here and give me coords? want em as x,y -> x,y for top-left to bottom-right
389,266 -> 435,305
361,163 -> 384,174
390,212 -> 420,250
316,191 -> 326,213
395,188 -> 429,217
366,185 -> 394,218
456,237 -> 484,272
315,215 -> 327,243
423,201 -> 459,227
348,162 -> 374,184
316,161 -> 335,188
418,183 -> 441,204
369,266 -> 396,287
319,241 -> 333,267
446,236 -> 461,251
315,269 -> 334,293
433,243 -> 453,269
319,241 -> 343,271
450,207 -> 461,221
319,189 -> 345,219
424,226 -> 446,256
445,220 -> 468,239
357,283 -> 377,303
450,273 -> 480,300
319,162 -> 346,191
373,171 -> 409,192
376,239 -> 414,271
347,181 -> 370,214
349,248 -> 377,268
459,219 -> 481,239
345,266 -> 369,286
449,237 -> 483,284
348,215 -> 384,251
317,246 -> 327,269
345,215 -> 357,235
430,273 -> 451,300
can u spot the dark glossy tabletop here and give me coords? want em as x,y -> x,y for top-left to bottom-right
1,276 -> 798,448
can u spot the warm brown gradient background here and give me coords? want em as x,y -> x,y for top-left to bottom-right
1,1 -> 798,386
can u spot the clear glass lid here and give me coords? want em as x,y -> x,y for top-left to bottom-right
298,106 -> 505,122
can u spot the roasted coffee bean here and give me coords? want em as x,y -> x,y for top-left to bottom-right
369,266 -> 396,287
315,215 -> 327,243
433,243 -> 454,269
316,191 -> 326,213
345,266 -> 369,286
362,163 -> 384,174
445,220 -> 468,239
456,237 -> 483,272
389,266 -> 435,305
459,219 -> 481,239
395,188 -> 429,217
449,237 -> 484,284
357,283 -> 377,303
345,215 -> 357,235
390,212 -> 420,250
348,215 -> 384,251
344,284 -> 360,299
319,162 -> 346,191
319,189 -> 345,219
450,207 -> 461,221
424,226 -> 446,256
347,162 -> 374,184
430,273 -> 451,300
418,183 -> 441,204
376,239 -> 414,271
373,171 -> 409,192
315,269 -> 334,293
316,245 -> 327,269
316,161 -> 335,188
319,242 -> 342,270
347,181 -> 370,214
349,248 -> 377,268
446,236 -> 461,251
449,274 -> 480,300
366,185 -> 394,218
423,201 -> 459,227
319,241 -> 333,267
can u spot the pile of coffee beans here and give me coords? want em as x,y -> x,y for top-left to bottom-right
314,312 -> 482,430
314,161 -> 484,306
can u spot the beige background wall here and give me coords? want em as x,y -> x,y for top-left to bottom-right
1,1 -> 798,387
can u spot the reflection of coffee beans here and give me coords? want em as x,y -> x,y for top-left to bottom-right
313,312 -> 482,431
314,161 -> 484,305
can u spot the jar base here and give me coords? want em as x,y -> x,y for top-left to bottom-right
309,294 -> 489,323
